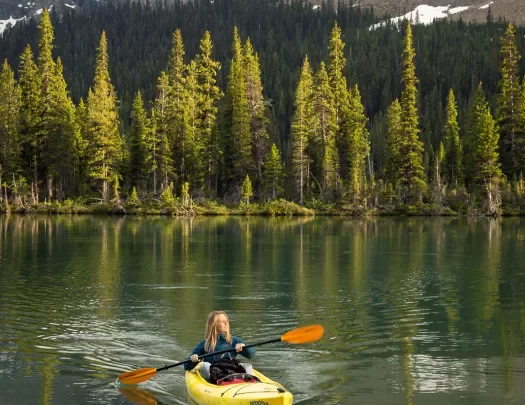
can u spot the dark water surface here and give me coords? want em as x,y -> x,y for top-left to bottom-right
1,215 -> 525,404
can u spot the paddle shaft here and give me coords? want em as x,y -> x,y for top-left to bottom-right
156,337 -> 281,372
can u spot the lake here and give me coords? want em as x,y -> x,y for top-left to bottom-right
1,215 -> 524,404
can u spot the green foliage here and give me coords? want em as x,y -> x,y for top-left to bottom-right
127,186 -> 141,207
497,23 -> 524,178
161,182 -> 175,207
443,89 -> 462,186
240,175 -> 253,205
262,143 -> 283,201
313,62 -> 338,200
263,199 -> 315,216
291,56 -> 314,205
85,31 -> 123,202
398,23 -> 427,203
0,2 -> 524,214
0,60 -> 21,181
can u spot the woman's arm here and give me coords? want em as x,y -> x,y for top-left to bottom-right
233,337 -> 256,359
184,340 -> 206,370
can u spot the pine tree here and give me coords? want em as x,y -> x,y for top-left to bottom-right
313,62 -> 338,199
183,61 -> 199,190
152,71 -> 174,193
291,56 -> 314,205
195,31 -> 222,195
167,29 -> 187,182
224,27 -> 251,188
341,85 -> 369,203
86,31 -> 123,202
464,83 -> 488,188
398,23 -> 426,203
243,38 -> 269,190
443,89 -> 462,186
128,91 -> 148,190
243,38 -> 270,189
45,58 -> 79,200
18,45 -> 40,202
0,60 -> 21,183
474,103 -> 502,213
37,8 -> 57,200
262,143 -> 283,201
328,22 -> 348,126
240,174 -> 253,205
497,23 -> 523,178
384,99 -> 402,189
75,98 -> 88,194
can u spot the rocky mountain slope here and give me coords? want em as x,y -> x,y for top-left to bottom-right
0,0 -> 523,36
359,0 -> 523,24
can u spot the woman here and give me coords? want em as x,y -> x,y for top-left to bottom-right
184,311 -> 255,380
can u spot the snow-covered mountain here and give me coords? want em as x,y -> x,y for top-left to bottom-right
0,0 -> 82,34
360,0 -> 521,25
0,0 -> 523,36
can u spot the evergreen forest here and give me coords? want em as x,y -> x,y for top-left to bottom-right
0,0 -> 524,216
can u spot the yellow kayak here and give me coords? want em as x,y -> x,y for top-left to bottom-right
185,362 -> 293,405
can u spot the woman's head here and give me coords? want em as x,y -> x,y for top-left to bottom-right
204,311 -> 232,352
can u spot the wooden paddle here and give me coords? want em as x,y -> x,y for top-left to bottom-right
118,324 -> 324,385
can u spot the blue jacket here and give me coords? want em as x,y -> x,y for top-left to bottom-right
184,334 -> 255,370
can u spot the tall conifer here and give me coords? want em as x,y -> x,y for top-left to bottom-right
262,143 -> 283,201
223,28 -> 251,189
18,45 -> 40,201
167,29 -> 186,181
314,62 -> 338,198
37,9 -> 57,199
243,38 -> 269,189
129,91 -> 148,190
86,31 -> 123,202
384,99 -> 402,188
497,23 -> 523,177
152,71 -> 174,192
195,31 -> 222,194
398,23 -> 426,203
342,85 -> 369,203
0,60 -> 21,182
291,56 -> 314,205
183,61 -> 199,190
443,89 -> 462,186
45,58 -> 78,199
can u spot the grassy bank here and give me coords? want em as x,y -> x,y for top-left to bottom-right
3,197 -> 525,216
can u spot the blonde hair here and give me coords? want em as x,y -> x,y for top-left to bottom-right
204,311 -> 232,352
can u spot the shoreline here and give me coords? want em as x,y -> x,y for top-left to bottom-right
1,200 -> 524,217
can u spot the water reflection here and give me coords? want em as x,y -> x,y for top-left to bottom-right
1,216 -> 525,404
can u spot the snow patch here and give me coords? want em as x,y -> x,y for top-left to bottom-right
65,3 -> 76,8
35,8 -> 43,15
312,4 -> 319,10
479,2 -> 494,10
18,4 -> 23,7
449,6 -> 469,15
370,4 -> 471,30
0,16 -> 26,35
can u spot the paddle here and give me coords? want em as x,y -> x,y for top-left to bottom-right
118,324 -> 324,385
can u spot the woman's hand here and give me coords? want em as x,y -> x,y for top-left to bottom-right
235,343 -> 245,352
190,354 -> 199,362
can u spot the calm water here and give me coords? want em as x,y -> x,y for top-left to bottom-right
1,215 -> 525,404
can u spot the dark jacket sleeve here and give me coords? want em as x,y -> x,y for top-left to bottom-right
184,340 -> 206,370
233,337 -> 256,359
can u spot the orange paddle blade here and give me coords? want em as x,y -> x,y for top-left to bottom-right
281,324 -> 324,344
118,367 -> 157,385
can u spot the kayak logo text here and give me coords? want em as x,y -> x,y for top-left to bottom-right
250,402 -> 269,405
